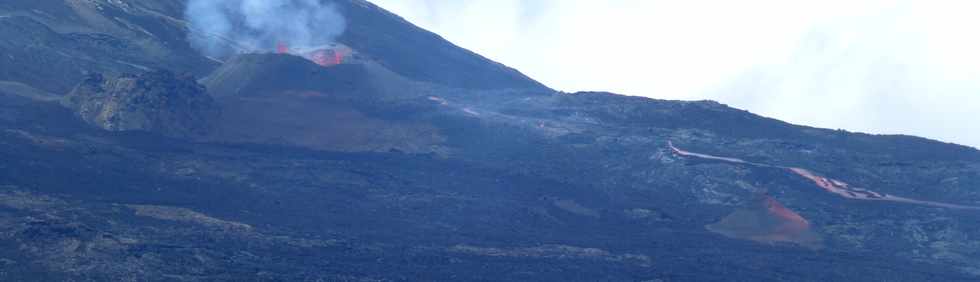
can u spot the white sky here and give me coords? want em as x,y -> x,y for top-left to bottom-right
369,0 -> 980,148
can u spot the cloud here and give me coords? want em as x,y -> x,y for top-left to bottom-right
370,0 -> 980,148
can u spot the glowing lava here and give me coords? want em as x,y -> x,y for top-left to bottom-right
668,141 -> 980,210
273,42 -> 351,67
310,49 -> 343,67
276,42 -> 289,54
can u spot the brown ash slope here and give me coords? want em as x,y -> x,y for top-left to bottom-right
1,1 -> 980,281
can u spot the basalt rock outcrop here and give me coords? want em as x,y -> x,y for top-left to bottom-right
61,70 -> 218,138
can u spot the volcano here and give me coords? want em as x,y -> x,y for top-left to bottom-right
0,1 -> 979,281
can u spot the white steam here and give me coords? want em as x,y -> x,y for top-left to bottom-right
185,0 -> 346,58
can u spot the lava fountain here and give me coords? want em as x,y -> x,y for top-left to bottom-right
273,41 -> 352,67
276,42 -> 290,54
310,49 -> 343,67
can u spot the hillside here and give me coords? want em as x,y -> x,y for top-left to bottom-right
1,1 -> 979,281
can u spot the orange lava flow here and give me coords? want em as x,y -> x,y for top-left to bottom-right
668,141 -> 763,165
788,167 -> 885,200
788,167 -> 980,210
669,141 -> 980,210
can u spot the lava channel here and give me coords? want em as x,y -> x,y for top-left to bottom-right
669,141 -> 980,210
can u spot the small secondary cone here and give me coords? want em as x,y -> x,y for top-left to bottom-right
707,193 -> 822,248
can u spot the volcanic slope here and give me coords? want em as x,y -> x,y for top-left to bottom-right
1,1 -> 980,281
0,0 -> 545,97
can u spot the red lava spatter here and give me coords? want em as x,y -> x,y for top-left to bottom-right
309,49 -> 343,67
273,42 -> 349,67
669,141 -> 980,210
276,42 -> 290,54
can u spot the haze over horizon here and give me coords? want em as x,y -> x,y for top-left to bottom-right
370,0 -> 980,149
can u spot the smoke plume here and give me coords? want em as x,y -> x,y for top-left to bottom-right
185,0 -> 346,58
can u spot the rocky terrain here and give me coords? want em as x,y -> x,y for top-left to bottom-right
1,0 -> 980,281
62,71 -> 217,138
